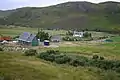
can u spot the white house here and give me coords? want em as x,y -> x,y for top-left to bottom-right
73,31 -> 84,37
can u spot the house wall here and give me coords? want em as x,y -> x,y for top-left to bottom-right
32,37 -> 38,46
73,31 -> 84,37
18,40 -> 31,46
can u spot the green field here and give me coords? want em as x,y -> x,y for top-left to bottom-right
110,36 -> 120,42
0,27 -> 67,37
39,41 -> 120,60
0,26 -> 116,38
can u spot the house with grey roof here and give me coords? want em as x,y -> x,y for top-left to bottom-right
18,32 -> 39,46
51,35 -> 61,42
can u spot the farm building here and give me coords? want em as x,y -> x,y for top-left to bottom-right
73,31 -> 84,37
18,32 -> 39,46
0,36 -> 12,42
51,35 -> 61,42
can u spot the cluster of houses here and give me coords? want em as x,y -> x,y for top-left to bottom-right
0,31 -> 85,47
18,32 -> 63,46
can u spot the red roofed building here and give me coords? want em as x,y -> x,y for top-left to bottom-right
0,36 -> 12,41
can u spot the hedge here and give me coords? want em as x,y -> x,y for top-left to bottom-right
38,50 -> 120,73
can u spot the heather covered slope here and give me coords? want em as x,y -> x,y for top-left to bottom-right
0,1 -> 120,31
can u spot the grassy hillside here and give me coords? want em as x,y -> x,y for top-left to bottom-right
1,51 -> 120,80
0,10 -> 14,18
0,1 -> 120,31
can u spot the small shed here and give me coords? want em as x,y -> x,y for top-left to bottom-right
44,40 -> 50,46
51,35 -> 61,42
18,32 -> 39,46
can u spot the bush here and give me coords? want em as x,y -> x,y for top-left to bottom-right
83,32 -> 92,38
24,49 -> 37,56
92,55 -> 99,60
46,50 -> 60,55
38,52 -> 49,59
70,59 -> 80,67
38,50 -> 120,73
36,29 -> 50,41
39,50 -> 60,61
115,67 -> 120,73
13,35 -> 19,39
0,47 -> 3,51
55,55 -> 71,64
100,56 -> 105,60
62,36 -> 82,41
66,31 -> 73,36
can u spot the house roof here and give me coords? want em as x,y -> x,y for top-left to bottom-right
18,32 -> 36,42
51,35 -> 61,40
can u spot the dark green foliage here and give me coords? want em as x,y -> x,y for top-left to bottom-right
46,50 -> 58,55
38,50 -> 61,62
0,47 -> 3,51
100,56 -> 105,60
55,55 -> 71,64
0,72 -> 13,80
83,32 -> 92,38
13,35 -> 19,39
62,36 -> 82,41
62,35 -> 93,41
99,36 -> 108,39
36,30 -> 50,42
69,59 -> 80,67
66,31 -> 73,36
69,56 -> 88,67
115,67 -> 120,73
92,55 -> 99,60
24,49 -> 37,56
38,50 -> 120,73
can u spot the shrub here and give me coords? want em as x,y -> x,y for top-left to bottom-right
0,73 -> 12,80
70,59 -> 80,67
92,55 -> 99,60
13,35 -> 19,39
63,36 -> 82,41
0,47 -> 3,51
38,52 -> 49,59
55,55 -> 71,64
46,50 -> 55,54
24,49 -> 37,56
100,56 -> 105,60
39,50 -> 60,61
66,31 -> 73,36
47,54 -> 55,62
115,67 -> 120,73
113,61 -> 120,68
46,50 -> 60,55
38,50 -> 120,73
36,29 -> 50,41
83,32 -> 92,38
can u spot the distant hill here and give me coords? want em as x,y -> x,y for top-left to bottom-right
0,1 -> 120,31
0,10 -> 15,18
